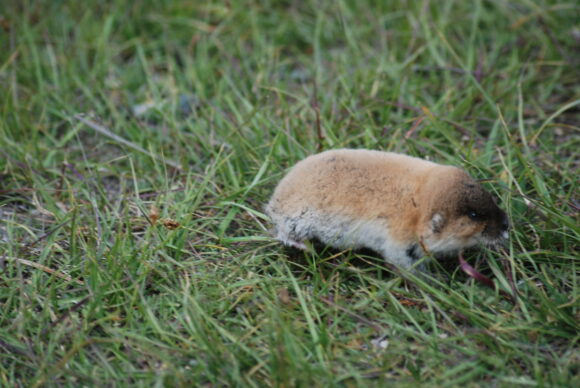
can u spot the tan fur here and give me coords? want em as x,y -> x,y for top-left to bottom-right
266,149 -> 509,269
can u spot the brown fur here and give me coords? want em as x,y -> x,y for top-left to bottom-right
267,149 -> 508,268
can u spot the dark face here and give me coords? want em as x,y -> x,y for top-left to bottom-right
422,170 -> 509,255
457,182 -> 509,243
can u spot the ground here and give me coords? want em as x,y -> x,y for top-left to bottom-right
0,1 -> 578,386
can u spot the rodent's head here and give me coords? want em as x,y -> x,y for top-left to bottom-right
420,168 -> 509,254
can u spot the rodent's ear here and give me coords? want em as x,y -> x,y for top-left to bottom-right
430,213 -> 445,234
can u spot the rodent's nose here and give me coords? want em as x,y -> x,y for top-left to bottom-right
501,215 -> 510,232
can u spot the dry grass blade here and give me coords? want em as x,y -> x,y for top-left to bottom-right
74,115 -> 182,170
8,257 -> 84,285
40,295 -> 91,337
0,338 -> 33,358
25,219 -> 71,248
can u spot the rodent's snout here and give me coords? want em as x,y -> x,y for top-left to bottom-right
500,213 -> 510,240
501,214 -> 509,231
480,208 -> 510,242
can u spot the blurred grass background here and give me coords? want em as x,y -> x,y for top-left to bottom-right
0,0 -> 578,386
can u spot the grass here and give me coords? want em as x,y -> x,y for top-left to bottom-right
0,0 -> 578,386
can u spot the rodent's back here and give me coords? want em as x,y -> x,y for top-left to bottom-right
267,149 -> 439,219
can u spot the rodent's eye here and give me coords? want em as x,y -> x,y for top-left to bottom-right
467,210 -> 484,221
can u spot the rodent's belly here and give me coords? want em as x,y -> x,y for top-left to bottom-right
308,214 -> 405,257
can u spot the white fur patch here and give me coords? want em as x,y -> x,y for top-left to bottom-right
273,211 -> 414,268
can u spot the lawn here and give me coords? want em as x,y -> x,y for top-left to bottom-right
0,0 -> 578,386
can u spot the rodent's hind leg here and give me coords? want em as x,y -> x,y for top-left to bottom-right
273,225 -> 309,250
271,213 -> 312,251
282,237 -> 308,250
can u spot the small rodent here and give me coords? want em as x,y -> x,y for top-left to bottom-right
266,149 -> 509,270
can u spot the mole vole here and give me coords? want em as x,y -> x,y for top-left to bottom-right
266,149 -> 509,269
